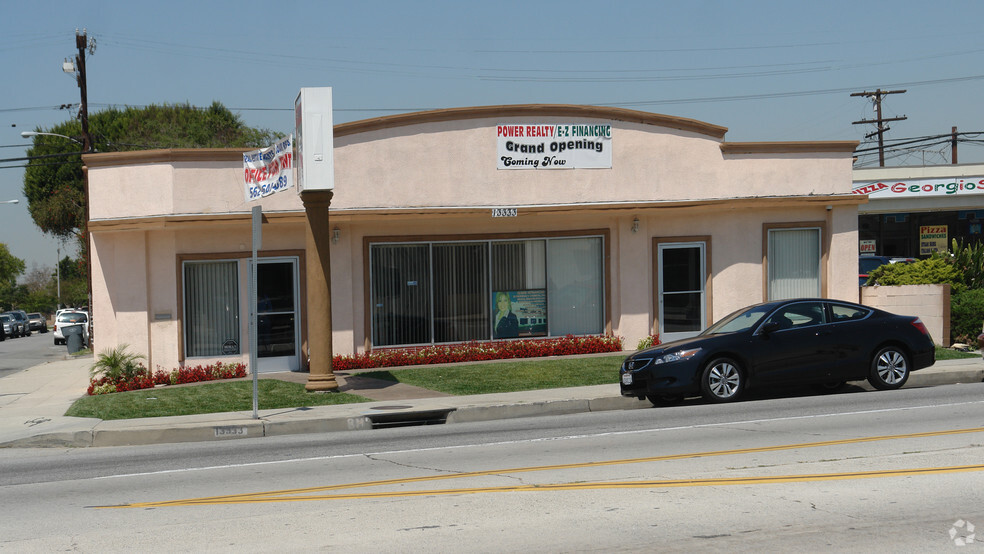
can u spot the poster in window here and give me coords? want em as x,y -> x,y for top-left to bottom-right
492,289 -> 547,339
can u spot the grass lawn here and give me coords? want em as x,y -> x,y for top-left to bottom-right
66,380 -> 372,420
65,348 -> 973,420
358,355 -> 625,395
935,345 -> 981,360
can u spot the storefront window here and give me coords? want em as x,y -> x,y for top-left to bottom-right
183,260 -> 240,357
370,236 -> 604,347
767,227 -> 821,300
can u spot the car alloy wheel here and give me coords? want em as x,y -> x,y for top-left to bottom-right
701,357 -> 743,402
868,346 -> 910,390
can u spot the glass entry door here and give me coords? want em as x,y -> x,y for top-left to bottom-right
657,242 -> 706,343
254,257 -> 300,372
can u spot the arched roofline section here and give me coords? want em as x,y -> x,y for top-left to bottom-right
333,104 -> 729,140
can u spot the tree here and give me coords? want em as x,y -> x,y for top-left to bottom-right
22,102 -> 281,248
0,243 -> 25,288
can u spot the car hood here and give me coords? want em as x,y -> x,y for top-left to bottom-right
633,334 -> 724,357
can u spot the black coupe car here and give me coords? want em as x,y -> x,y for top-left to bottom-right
620,298 -> 935,406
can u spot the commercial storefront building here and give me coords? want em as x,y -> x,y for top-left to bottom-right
853,163 -> 984,257
86,104 -> 861,377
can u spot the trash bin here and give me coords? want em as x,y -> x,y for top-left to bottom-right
63,325 -> 84,354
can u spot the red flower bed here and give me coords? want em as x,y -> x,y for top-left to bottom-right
87,362 -> 248,395
331,334 -> 624,372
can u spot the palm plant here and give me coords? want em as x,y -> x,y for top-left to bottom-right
90,344 -> 147,382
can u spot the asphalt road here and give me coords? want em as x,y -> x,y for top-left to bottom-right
0,327 -> 63,379
1,381 -> 982,551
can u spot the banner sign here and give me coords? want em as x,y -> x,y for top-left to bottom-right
853,177 -> 984,199
244,135 -> 293,201
919,225 -> 948,256
497,124 -> 612,169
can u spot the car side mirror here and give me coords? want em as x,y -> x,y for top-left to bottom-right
760,321 -> 780,335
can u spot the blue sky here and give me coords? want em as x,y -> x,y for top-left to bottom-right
2,0 -> 984,273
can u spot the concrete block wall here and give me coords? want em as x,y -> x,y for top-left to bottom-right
860,284 -> 951,346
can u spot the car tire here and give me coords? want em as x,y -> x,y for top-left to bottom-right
868,346 -> 910,390
700,357 -> 744,402
646,394 -> 684,407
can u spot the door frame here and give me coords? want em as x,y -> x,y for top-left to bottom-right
249,256 -> 302,373
652,236 -> 712,343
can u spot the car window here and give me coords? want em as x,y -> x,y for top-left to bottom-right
830,303 -> 870,322
58,313 -> 87,323
702,305 -> 772,335
859,258 -> 889,273
764,301 -> 826,330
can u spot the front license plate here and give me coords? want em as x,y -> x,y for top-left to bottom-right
621,373 -> 633,386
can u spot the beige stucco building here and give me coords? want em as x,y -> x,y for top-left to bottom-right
86,105 -> 861,377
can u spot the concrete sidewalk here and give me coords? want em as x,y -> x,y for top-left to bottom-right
1,354 -> 982,448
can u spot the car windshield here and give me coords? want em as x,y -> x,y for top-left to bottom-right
28,313 -> 41,318
58,313 -> 87,324
700,305 -> 772,335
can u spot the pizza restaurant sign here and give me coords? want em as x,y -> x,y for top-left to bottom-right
853,176 -> 984,199
497,124 -> 612,169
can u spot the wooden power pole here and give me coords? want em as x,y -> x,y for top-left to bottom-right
851,89 -> 906,167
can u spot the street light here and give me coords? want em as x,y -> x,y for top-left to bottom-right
0,199 -> 18,204
20,131 -> 84,145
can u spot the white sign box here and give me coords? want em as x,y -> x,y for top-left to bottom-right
294,87 -> 335,191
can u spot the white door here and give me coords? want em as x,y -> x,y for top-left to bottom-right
657,242 -> 706,343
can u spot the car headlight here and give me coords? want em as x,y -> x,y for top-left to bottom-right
652,348 -> 702,365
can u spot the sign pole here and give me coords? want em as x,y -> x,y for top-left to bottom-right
251,206 -> 262,419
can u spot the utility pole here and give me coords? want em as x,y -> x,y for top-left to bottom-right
952,126 -> 958,165
851,89 -> 906,167
67,29 -> 96,346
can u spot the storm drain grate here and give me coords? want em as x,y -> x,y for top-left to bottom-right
367,409 -> 454,429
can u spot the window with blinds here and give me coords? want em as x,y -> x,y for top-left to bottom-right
183,260 -> 240,357
370,236 -> 603,347
767,227 -> 821,300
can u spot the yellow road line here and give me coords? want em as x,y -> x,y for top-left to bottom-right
100,426 -> 984,509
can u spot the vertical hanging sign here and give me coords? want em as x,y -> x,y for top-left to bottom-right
244,136 -> 294,201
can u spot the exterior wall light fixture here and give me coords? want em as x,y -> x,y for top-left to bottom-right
332,226 -> 340,243
632,217 -> 640,233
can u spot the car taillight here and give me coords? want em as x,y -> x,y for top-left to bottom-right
911,318 -> 931,338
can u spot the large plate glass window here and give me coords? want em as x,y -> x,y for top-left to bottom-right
768,227 -> 821,300
658,242 -> 706,342
369,236 -> 604,347
183,260 -> 240,357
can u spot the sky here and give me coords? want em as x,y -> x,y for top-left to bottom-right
2,0 -> 984,275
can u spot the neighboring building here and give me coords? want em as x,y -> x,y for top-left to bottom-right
86,104 -> 861,374
853,163 -> 984,257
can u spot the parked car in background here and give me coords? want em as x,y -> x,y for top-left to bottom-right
3,311 -> 30,337
0,314 -> 6,341
620,298 -> 936,406
859,255 -> 916,286
27,312 -> 47,333
53,311 -> 88,346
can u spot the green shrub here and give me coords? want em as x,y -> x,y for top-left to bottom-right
950,288 -> 984,344
947,239 -> 984,290
636,334 -> 660,350
868,257 -> 965,291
